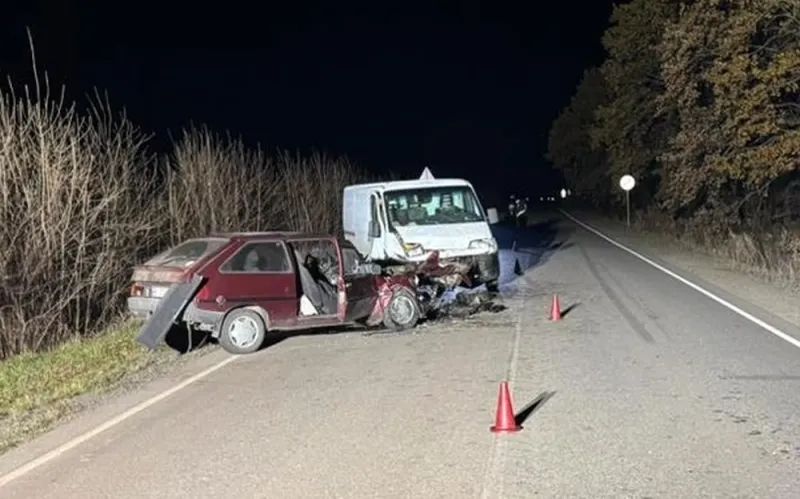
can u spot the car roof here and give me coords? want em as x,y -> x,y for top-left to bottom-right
211,231 -> 302,239
210,231 -> 351,244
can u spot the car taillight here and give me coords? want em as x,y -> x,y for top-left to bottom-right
195,286 -> 211,302
130,284 -> 145,297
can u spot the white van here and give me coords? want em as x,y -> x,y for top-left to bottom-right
342,169 -> 500,291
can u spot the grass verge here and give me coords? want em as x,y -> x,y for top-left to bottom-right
0,319 -> 164,454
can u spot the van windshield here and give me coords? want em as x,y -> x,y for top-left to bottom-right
384,186 -> 486,227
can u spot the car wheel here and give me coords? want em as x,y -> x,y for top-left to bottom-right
383,289 -> 421,331
486,280 -> 499,293
219,309 -> 267,355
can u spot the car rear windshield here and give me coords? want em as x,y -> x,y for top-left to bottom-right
145,238 -> 230,268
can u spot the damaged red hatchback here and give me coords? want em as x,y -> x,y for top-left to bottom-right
132,232 -> 423,355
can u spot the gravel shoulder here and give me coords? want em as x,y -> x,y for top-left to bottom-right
0,320 -> 219,456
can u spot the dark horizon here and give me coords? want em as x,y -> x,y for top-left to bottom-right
0,1 -> 612,203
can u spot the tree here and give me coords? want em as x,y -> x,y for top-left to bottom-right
658,0 -> 800,226
592,0 -> 679,207
547,67 -> 610,204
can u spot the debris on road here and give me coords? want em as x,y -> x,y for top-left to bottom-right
401,250 -> 507,320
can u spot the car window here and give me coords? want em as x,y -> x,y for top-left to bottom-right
145,238 -> 230,268
341,247 -> 363,276
220,242 -> 291,273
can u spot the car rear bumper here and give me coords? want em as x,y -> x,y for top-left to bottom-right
128,296 -> 223,331
127,296 -> 162,319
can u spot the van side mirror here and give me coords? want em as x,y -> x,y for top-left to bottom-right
368,220 -> 381,238
486,207 -> 499,225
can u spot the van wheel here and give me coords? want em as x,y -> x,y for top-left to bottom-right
219,309 -> 266,355
383,289 -> 421,331
486,280 -> 499,293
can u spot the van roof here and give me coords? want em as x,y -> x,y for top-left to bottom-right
344,178 -> 473,191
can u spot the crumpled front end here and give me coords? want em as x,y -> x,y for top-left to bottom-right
366,280 -> 397,327
365,273 -> 446,327
402,250 -> 478,289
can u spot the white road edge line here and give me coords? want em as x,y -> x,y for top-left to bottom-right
0,354 -> 239,489
561,209 -> 800,350
480,272 -> 525,499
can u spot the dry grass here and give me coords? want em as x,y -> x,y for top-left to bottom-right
0,319 -> 151,452
0,87 -> 367,361
0,44 -> 371,449
0,84 -> 160,358
564,196 -> 800,289
165,125 -> 370,240
631,208 -> 800,289
0,320 -> 146,416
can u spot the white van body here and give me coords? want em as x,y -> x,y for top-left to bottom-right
342,170 -> 500,289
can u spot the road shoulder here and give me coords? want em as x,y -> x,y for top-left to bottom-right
562,209 -> 800,332
0,345 -> 229,478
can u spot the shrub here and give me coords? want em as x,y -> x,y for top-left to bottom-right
0,88 -> 369,359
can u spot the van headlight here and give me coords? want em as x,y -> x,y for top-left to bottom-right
403,243 -> 425,257
469,238 -> 497,252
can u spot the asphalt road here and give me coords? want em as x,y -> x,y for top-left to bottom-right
2,213 -> 800,498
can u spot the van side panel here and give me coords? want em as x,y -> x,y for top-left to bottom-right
342,187 -> 354,238
342,187 -> 357,246
343,186 -> 372,257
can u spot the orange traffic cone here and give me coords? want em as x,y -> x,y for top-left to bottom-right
513,258 -> 523,276
490,381 -> 522,433
550,295 -> 562,321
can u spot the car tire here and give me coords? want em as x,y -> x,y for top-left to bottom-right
383,288 -> 421,331
219,309 -> 267,355
486,280 -> 499,293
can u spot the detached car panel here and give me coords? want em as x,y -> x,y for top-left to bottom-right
136,275 -> 206,350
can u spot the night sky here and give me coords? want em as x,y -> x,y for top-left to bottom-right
1,1 -> 611,202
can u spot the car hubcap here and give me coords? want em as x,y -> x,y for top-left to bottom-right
390,294 -> 415,325
227,316 -> 260,349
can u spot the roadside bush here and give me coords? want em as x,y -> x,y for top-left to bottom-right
547,1 -> 800,286
634,207 -> 800,288
0,88 -> 369,360
0,82 -> 160,358
166,126 -> 367,241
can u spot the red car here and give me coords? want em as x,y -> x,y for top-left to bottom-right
133,232 -> 423,355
